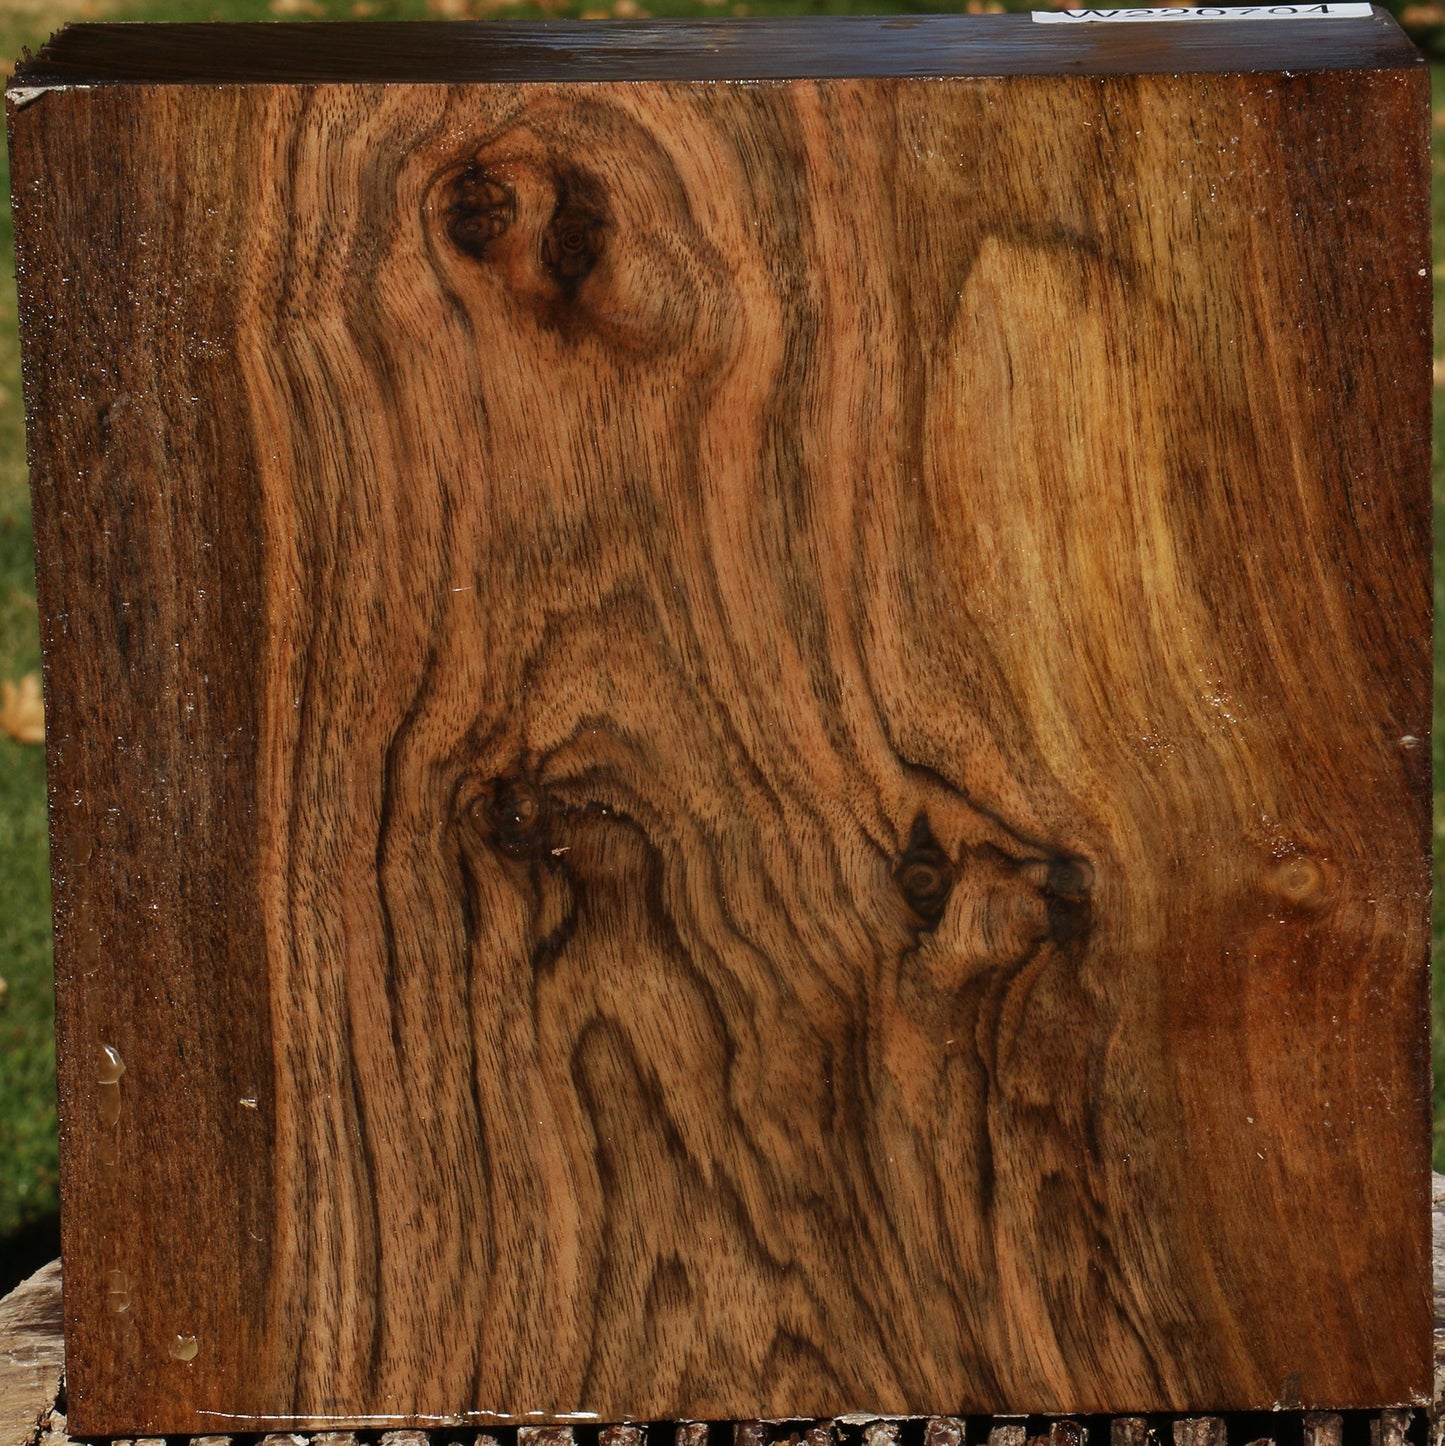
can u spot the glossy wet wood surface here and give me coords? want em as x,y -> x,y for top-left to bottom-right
8,23 -> 1433,1432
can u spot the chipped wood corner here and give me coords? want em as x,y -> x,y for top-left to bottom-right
5,87 -> 53,111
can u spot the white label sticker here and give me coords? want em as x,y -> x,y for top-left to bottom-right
1032,3 -> 1372,20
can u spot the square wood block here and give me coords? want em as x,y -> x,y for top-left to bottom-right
8,12 -> 1432,1433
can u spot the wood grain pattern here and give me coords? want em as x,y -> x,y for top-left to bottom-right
0,1261 -> 1431,1446
8,18 -> 1432,1433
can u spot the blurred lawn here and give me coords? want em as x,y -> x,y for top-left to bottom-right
0,0 -> 55,1242
0,0 -> 1442,1247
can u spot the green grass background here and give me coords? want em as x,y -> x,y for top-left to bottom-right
0,0 -> 1442,1250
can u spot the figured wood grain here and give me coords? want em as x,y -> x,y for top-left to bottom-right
0,1260 -> 1429,1446
8,16 -> 1432,1434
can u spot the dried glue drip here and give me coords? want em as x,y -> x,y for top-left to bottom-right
170,1334 -> 198,1362
106,1269 -> 130,1315
98,1044 -> 125,1128
97,1044 -> 125,1084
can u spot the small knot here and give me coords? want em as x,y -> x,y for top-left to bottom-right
1047,858 -> 1093,897
1267,853 -> 1330,910
1044,854 -> 1093,946
541,193 -> 605,288
895,813 -> 955,928
447,166 -> 515,258
470,774 -> 548,859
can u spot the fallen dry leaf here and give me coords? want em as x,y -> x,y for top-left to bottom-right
0,672 -> 44,745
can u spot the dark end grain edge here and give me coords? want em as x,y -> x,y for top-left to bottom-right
5,10 -> 1423,90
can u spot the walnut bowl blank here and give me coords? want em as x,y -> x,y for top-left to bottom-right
7,11 -> 1432,1434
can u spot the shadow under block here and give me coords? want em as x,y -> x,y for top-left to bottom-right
7,12 -> 1432,1433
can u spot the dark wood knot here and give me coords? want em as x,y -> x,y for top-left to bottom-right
541,188 -> 606,290
446,166 -> 515,258
895,813 -> 955,929
1044,855 -> 1093,946
470,774 -> 549,860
